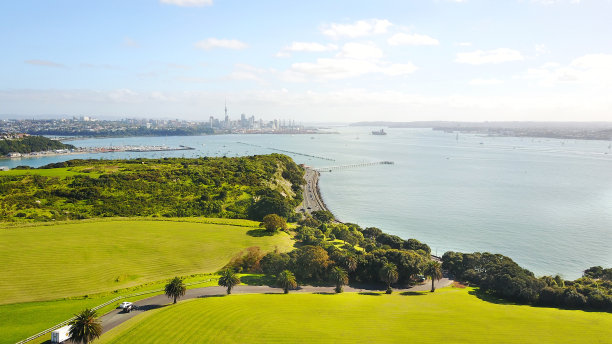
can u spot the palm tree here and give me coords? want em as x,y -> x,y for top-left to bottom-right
68,308 -> 102,344
424,261 -> 443,292
276,270 -> 297,294
165,276 -> 187,304
379,262 -> 399,294
218,269 -> 240,294
330,266 -> 348,293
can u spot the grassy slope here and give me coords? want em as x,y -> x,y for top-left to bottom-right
0,219 -> 292,304
98,287 -> 612,344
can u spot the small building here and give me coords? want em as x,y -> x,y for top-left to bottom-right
0,166 -> 9,171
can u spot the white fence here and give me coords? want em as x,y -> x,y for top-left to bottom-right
15,279 -> 211,344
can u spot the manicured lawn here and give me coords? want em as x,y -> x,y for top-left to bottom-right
98,287 -> 612,344
1,276 -> 220,344
0,219 -> 292,305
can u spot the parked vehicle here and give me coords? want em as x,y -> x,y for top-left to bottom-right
50,325 -> 71,343
119,301 -> 134,313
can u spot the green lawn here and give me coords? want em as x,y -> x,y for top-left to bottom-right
1,275 -> 220,344
0,167 -> 83,177
98,287 -> 612,344
0,219 -> 292,305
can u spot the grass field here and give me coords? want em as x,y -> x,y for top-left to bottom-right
98,287 -> 612,344
0,275 -> 220,344
0,167 -> 84,177
0,219 -> 292,304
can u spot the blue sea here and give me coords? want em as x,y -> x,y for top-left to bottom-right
2,127 -> 611,279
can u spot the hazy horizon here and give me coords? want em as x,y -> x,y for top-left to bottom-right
1,0 -> 611,122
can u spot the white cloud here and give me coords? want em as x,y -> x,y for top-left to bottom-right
122,37 -> 140,48
338,42 -> 383,60
534,44 -> 549,56
284,58 -> 416,81
320,19 -> 392,39
160,0 -> 213,7
194,38 -> 247,50
530,0 -> 581,5
281,41 -> 416,81
519,54 -> 612,87
276,42 -> 338,57
387,33 -> 439,46
25,60 -> 65,68
456,48 -> 524,65
469,78 -> 504,86
228,64 -> 267,81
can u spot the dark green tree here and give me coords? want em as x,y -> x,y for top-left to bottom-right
165,276 -> 187,304
68,308 -> 102,344
218,269 -> 241,294
380,262 -> 399,294
261,214 -> 287,233
330,266 -> 349,293
277,270 -> 298,293
424,261 -> 443,292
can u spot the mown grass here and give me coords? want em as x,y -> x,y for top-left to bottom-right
3,275 -> 220,344
98,287 -> 612,344
0,219 -> 292,305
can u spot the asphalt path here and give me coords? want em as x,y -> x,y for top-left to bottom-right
95,278 -> 453,337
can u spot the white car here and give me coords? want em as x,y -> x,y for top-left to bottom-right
119,301 -> 134,312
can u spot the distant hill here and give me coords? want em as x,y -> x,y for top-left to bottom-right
0,135 -> 74,155
351,121 -> 612,140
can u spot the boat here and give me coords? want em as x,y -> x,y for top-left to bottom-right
372,129 -> 387,135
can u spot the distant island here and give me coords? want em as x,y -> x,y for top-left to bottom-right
352,121 -> 612,141
0,134 -> 74,156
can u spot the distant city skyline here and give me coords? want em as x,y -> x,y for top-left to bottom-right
1,0 -> 611,122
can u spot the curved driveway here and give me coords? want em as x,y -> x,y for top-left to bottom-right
99,278 -> 453,335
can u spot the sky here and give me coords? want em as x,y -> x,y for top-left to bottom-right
1,0 -> 611,123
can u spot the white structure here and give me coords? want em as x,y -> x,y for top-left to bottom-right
51,325 -> 71,343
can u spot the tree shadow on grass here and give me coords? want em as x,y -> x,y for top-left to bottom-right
399,291 -> 427,296
197,294 -> 226,299
246,229 -> 274,237
312,292 -> 336,295
358,292 -> 382,296
468,289 -> 515,305
240,274 -> 276,286
136,304 -> 164,311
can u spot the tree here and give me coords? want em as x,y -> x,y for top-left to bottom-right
330,266 -> 349,293
277,270 -> 298,293
165,276 -> 187,304
311,210 -> 334,223
261,214 -> 287,233
424,261 -> 443,292
68,308 -> 102,344
292,245 -> 330,280
218,268 -> 241,294
261,252 -> 290,276
380,262 -> 399,294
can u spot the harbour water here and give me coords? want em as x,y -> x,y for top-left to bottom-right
2,127 -> 611,279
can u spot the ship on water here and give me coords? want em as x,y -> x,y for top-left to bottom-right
372,129 -> 387,135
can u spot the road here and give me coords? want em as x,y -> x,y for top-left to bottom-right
296,168 -> 327,215
96,279 -> 454,336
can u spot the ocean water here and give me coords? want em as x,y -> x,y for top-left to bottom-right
2,127 -> 611,279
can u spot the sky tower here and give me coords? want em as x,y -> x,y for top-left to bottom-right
224,98 -> 229,128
